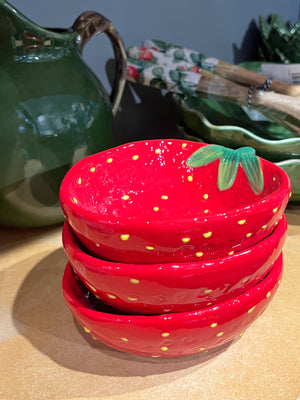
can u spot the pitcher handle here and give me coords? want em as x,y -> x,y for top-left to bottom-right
72,11 -> 127,116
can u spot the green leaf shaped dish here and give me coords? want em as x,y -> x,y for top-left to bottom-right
174,71 -> 300,203
175,95 -> 300,163
175,57 -> 300,144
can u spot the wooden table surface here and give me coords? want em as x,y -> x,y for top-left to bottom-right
1,209 -> 299,400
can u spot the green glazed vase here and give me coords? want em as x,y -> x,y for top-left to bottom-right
0,1 -> 127,227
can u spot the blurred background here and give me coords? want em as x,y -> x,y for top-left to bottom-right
10,0 -> 300,145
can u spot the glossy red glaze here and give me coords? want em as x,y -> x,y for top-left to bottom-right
62,215 -> 286,314
59,140 -> 291,263
62,255 -> 283,358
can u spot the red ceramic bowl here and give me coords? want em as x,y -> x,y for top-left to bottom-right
59,140 -> 290,263
62,214 -> 286,314
62,254 -> 283,358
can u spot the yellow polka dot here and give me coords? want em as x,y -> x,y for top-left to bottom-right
203,193 -> 209,200
204,209 -> 209,214
182,237 -> 190,243
205,289 -> 212,294
199,347 -> 205,352
153,206 -> 159,211
278,280 -> 281,285
207,302 -> 212,306
92,336 -> 97,340
273,177 -> 276,181
132,155 -> 139,160
87,283 -> 96,292
266,291 -> 271,298
107,294 -> 116,299
128,297 -> 138,301
73,197 -> 78,204
246,233 -> 252,238
161,195 -> 168,200
161,332 -> 170,337
210,323 -> 218,328
106,158 -> 113,163
146,246 -> 154,251
238,219 -> 246,225
155,149 -> 161,154
196,252 -> 203,258
182,143 -> 187,148
289,192 -> 292,198
77,177 -> 82,184
84,327 -> 90,333
187,175 -> 193,182
122,195 -> 129,200
273,207 -> 278,214
90,167 -> 95,172
96,243 -> 100,247
203,231 -> 212,239
262,225 -> 267,229
248,306 -> 255,313
152,355 -> 160,358
228,251 -> 234,256
216,332 -> 224,337
121,337 -> 128,342
239,332 -> 244,336
120,234 -> 130,241
161,346 -> 168,351
130,278 -> 139,284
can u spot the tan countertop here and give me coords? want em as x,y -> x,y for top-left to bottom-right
1,209 -> 300,400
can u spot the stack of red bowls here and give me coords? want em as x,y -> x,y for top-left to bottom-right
60,139 -> 290,358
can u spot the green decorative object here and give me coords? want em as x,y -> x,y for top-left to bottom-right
177,89 -> 296,144
175,95 -> 300,163
176,93 -> 300,203
187,145 -> 264,194
258,14 -> 300,63
0,1 -> 127,227
276,159 -> 300,203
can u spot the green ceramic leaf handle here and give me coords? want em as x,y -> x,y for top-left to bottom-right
187,145 -> 264,194
72,11 -> 127,116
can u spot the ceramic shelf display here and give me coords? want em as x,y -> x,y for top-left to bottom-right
0,0 -> 127,227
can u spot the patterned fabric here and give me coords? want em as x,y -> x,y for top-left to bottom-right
126,39 -> 219,96
142,39 -> 219,73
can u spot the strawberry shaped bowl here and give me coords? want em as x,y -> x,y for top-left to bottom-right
59,140 -> 290,264
62,254 -> 283,358
62,215 -> 286,314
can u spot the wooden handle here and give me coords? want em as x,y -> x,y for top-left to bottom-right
253,91 -> 300,132
215,61 -> 300,97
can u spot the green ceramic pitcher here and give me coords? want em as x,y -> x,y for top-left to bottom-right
0,0 -> 127,227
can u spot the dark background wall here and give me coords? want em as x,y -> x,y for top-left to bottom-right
10,0 -> 300,144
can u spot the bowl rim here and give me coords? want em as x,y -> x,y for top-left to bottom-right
62,253 -> 283,323
62,214 -> 287,277
59,140 -> 291,229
